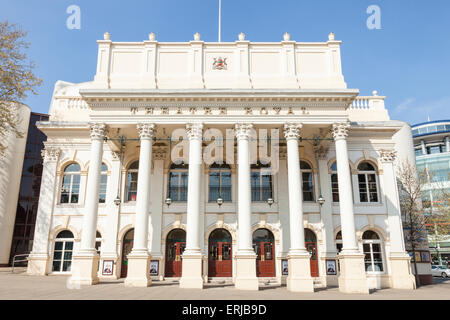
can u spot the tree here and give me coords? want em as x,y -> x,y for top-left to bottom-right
0,20 -> 42,156
397,160 -> 428,287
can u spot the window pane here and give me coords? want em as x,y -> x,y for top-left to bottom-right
52,261 -> 61,272
64,242 -> 73,250
99,174 -> 107,203
54,242 -> 63,250
180,172 -> 188,201
53,252 -> 62,260
251,172 -> 260,201
261,174 -> 272,201
302,172 -> 314,201
169,172 -> 179,201
209,172 -> 220,201
221,172 -> 232,201
62,261 -> 72,272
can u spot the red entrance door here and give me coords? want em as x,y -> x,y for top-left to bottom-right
165,241 -> 185,277
255,241 -> 275,277
305,229 -> 318,277
208,242 -> 232,277
306,241 -> 318,277
121,229 -> 134,278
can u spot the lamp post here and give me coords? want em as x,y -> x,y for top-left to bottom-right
165,197 -> 172,207
267,197 -> 274,207
216,197 -> 224,207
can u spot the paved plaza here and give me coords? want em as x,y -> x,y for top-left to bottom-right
0,268 -> 449,300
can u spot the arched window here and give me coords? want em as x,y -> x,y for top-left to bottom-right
168,163 -> 189,202
52,230 -> 74,272
300,161 -> 314,202
362,230 -> 384,272
209,163 -> 232,202
126,161 -> 139,202
99,163 -> 108,203
330,162 -> 339,202
335,231 -> 343,253
251,162 -> 273,201
357,162 -> 379,203
95,231 -> 102,271
60,163 -> 81,204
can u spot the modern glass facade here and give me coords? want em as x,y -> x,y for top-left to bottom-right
412,120 -> 450,266
9,113 -> 49,264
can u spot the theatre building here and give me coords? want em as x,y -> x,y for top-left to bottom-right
27,31 -> 417,293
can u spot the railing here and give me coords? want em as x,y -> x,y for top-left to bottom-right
11,254 -> 29,273
349,91 -> 386,111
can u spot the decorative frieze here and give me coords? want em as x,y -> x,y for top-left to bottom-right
284,123 -> 302,140
331,122 -> 350,141
379,149 -> 397,163
137,123 -> 156,140
41,147 -> 61,162
89,123 -> 108,140
153,148 -> 167,160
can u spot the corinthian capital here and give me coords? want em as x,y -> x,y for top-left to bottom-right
41,147 -> 61,162
186,123 -> 203,140
89,123 -> 108,140
234,123 -> 253,140
331,122 -> 350,141
137,123 -> 156,139
379,149 -> 397,163
284,123 -> 302,140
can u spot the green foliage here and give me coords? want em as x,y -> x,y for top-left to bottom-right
0,20 -> 42,156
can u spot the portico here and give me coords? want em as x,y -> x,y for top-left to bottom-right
27,32 -> 416,293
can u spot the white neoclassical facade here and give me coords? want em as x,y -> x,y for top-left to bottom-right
27,31 -> 416,293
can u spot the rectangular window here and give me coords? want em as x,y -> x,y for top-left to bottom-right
302,172 -> 314,201
99,174 -> 107,203
331,174 -> 339,202
358,175 -> 368,202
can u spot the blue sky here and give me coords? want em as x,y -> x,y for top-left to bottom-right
1,0 -> 450,125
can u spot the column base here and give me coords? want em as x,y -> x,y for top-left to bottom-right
124,250 -> 152,287
286,250 -> 314,292
389,253 -> 416,290
234,251 -> 259,291
69,251 -> 99,286
179,252 -> 204,289
27,253 -> 49,275
338,252 -> 369,294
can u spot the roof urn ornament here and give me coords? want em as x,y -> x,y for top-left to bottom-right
194,32 -> 201,41
283,32 -> 291,41
238,32 -> 246,41
149,32 -> 156,41
104,32 -> 111,40
328,32 -> 335,41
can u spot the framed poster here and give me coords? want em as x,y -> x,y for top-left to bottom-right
326,260 -> 337,275
414,251 -> 421,262
102,260 -> 114,276
282,260 -> 288,275
420,251 -> 430,263
150,260 -> 159,276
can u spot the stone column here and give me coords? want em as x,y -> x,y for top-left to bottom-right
332,122 -> 368,294
70,123 -> 107,286
445,136 -> 450,153
234,123 -> 259,291
180,123 -> 204,289
284,123 -> 314,292
380,149 -> 416,289
150,149 -> 166,280
125,123 -> 155,287
27,147 -> 61,275
315,146 -> 338,287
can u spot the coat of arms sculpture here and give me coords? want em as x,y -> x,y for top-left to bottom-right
213,57 -> 227,70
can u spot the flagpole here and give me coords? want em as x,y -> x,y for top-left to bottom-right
218,0 -> 221,42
